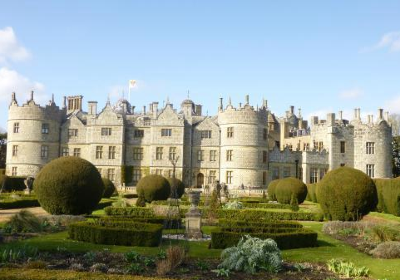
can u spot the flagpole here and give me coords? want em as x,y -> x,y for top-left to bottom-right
128,81 -> 131,104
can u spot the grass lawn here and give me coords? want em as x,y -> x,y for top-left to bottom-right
366,211 -> 400,224
284,221 -> 400,280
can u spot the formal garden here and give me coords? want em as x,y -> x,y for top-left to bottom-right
1,157 -> 400,280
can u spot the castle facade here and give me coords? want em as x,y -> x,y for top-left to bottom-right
6,92 -> 393,188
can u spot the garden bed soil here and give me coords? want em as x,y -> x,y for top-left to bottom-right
0,251 -> 373,280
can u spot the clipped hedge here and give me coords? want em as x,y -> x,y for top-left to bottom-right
136,175 -> 171,202
0,268 -> 173,280
68,220 -> 162,247
211,227 -> 318,249
0,176 -> 27,192
317,166 -> 377,221
99,215 -> 181,229
374,178 -> 400,216
104,206 -> 155,217
306,183 -> 318,203
267,179 -> 280,201
102,178 -> 116,198
34,157 -> 104,215
216,208 -> 324,221
0,198 -> 39,209
167,177 -> 185,198
218,218 -> 303,229
242,202 -> 292,210
275,177 -> 307,205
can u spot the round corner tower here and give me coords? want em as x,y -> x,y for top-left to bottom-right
6,92 -> 64,177
218,95 -> 268,188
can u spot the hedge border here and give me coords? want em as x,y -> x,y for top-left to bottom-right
68,221 -> 162,247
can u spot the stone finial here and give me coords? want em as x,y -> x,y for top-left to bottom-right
143,105 -> 146,115
245,94 -> 249,105
338,110 -> 343,120
63,96 -> 67,108
298,108 -> 302,118
131,105 -> 135,114
219,97 -> 223,111
51,93 -> 54,103
239,102 -> 242,108
30,90 -> 34,101
11,92 -> 16,101
385,111 -> 389,121
228,96 -> 232,106
290,106 -> 294,115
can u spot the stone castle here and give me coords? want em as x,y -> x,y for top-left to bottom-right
6,91 -> 393,188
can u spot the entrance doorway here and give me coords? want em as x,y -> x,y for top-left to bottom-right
197,173 -> 204,188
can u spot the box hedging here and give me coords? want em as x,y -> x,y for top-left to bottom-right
68,220 -> 162,247
99,215 -> 181,228
0,197 -> 39,209
216,208 -> 323,221
374,178 -> 400,216
104,206 -> 155,217
218,218 -> 303,229
242,202 -> 292,209
0,176 -> 27,192
211,227 -> 318,249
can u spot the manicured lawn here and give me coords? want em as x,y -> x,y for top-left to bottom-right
0,230 -> 221,259
284,221 -> 400,280
367,211 -> 400,224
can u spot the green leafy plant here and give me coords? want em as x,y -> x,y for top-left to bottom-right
196,260 -> 210,271
218,235 -> 282,274
124,250 -> 140,262
212,268 -> 231,277
126,262 -> 144,274
327,259 -> 369,277
222,200 -> 243,209
4,210 -> 42,233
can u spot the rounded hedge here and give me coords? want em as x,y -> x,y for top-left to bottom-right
275,177 -> 307,205
317,166 -> 377,221
136,174 -> 171,202
102,178 -> 116,198
167,177 -> 185,198
267,179 -> 280,201
33,157 -> 104,215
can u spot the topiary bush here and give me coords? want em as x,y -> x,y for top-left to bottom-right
275,177 -> 307,205
317,166 -> 377,221
267,179 -> 280,201
33,157 -> 104,215
136,175 -> 171,202
374,178 -> 400,216
167,177 -> 185,198
306,183 -> 318,203
102,178 -> 116,198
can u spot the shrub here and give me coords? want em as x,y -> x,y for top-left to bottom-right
4,210 -> 43,233
317,166 -> 377,221
365,225 -> 400,243
267,179 -> 280,201
102,178 -> 116,198
306,183 -> 318,203
136,175 -> 171,202
275,177 -> 307,205
156,246 -> 186,275
322,221 -> 369,236
68,220 -> 162,247
33,157 -> 104,215
374,178 -> 400,216
370,241 -> 400,259
242,202 -> 292,210
167,178 -> 185,198
218,219 -> 303,229
218,235 -> 282,273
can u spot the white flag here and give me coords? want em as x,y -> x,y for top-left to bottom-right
129,80 -> 136,89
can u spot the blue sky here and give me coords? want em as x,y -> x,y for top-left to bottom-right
0,1 -> 400,130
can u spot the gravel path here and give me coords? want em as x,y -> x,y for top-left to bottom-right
0,207 -> 48,223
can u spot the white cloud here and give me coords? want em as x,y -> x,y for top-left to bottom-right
339,88 -> 363,100
384,95 -> 400,114
362,31 -> 400,53
0,27 -> 30,64
0,67 -> 48,104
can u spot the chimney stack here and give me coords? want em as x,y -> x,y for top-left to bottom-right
378,108 -> 383,120
327,113 -> 336,126
290,106 -> 294,115
338,110 -> 343,120
385,111 -> 389,121
245,94 -> 249,105
219,97 -> 223,111
131,106 -> 135,114
143,105 -> 146,115
88,101 -> 98,115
